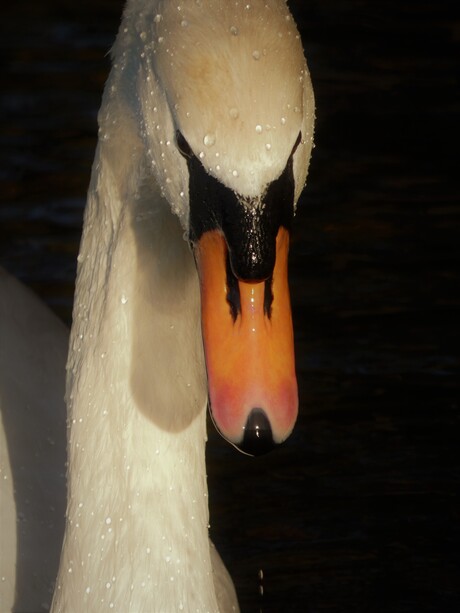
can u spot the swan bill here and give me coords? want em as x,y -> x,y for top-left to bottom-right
195,227 -> 298,454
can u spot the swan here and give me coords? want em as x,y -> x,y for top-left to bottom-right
0,270 -> 68,612
2,1 -> 315,611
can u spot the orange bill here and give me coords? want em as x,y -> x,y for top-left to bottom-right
194,227 -> 298,454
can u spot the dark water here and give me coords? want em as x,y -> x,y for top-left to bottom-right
1,1 -> 459,611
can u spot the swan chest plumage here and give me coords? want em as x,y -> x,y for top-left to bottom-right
48,1 -> 314,611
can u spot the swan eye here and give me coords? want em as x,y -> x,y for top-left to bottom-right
176,131 -> 193,159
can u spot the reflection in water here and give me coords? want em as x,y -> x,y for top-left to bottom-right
1,1 -> 458,611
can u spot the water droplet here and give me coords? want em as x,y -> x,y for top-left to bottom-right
181,19 -> 188,27
230,26 -> 239,36
105,517 -> 112,525
232,169 -> 239,177
229,107 -> 239,119
203,133 -> 216,147
265,143 -> 272,151
154,14 -> 162,23
252,50 -> 261,60
281,116 -> 286,125
121,294 -> 128,304
255,124 -> 263,133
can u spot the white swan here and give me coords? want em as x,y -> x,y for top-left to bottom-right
2,1 -> 315,611
0,270 -> 68,612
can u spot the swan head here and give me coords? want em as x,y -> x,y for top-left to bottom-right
116,1 -> 315,454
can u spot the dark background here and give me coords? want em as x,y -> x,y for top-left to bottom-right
1,1 -> 459,611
